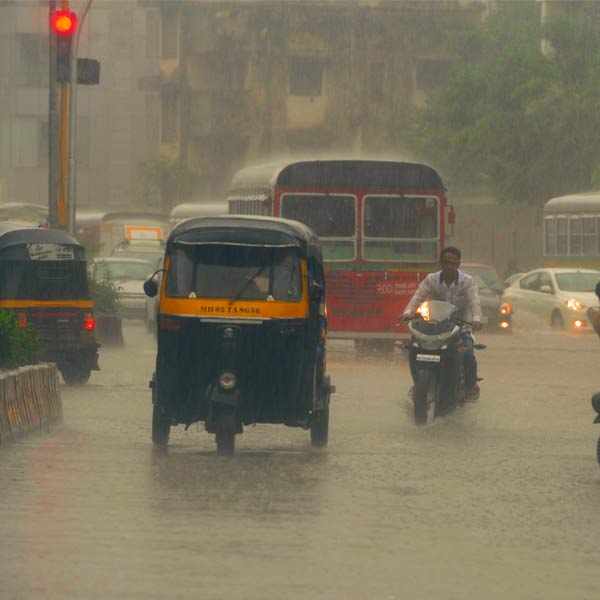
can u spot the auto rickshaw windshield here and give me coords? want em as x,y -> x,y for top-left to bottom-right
165,244 -> 303,301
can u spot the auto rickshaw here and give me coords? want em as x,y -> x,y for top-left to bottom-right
0,223 -> 99,384
144,215 -> 334,454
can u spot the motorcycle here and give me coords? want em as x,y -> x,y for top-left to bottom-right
592,392 -> 600,466
406,300 -> 485,425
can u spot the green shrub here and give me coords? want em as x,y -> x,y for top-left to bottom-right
0,310 -> 44,369
88,268 -> 122,316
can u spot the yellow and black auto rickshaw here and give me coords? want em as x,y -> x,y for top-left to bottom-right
0,223 -> 99,384
144,215 -> 334,454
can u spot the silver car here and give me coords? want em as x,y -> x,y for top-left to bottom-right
503,268 -> 600,332
90,257 -> 154,319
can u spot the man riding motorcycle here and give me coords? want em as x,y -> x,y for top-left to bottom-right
397,246 -> 482,401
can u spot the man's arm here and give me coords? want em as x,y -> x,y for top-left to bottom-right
465,275 -> 482,329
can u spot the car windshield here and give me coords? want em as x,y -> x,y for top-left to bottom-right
554,272 -> 600,292
166,244 -> 303,301
94,261 -> 153,281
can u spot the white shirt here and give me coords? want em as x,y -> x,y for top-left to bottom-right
403,270 -> 482,323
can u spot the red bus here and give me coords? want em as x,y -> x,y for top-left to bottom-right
227,159 -> 450,352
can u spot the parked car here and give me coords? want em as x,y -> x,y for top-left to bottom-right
461,262 -> 504,295
503,267 -> 600,332
89,257 -> 154,319
461,270 -> 513,332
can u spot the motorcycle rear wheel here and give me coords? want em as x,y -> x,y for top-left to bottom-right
596,436 -> 600,467
215,410 -> 236,455
414,369 -> 437,425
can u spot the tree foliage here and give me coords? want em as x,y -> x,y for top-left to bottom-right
409,1 -> 600,205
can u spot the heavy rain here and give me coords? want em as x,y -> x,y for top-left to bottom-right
1,1 -> 600,599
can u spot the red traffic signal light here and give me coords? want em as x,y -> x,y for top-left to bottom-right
52,10 -> 76,36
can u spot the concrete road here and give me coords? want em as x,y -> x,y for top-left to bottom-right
1,322 -> 599,599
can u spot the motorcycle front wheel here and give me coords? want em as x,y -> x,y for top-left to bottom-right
414,369 -> 437,425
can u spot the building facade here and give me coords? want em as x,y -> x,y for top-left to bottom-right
0,0 -> 161,210
156,0 -> 488,201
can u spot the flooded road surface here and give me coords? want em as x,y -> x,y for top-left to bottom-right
1,322 -> 599,599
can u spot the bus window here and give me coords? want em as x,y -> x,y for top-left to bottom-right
281,194 -> 356,261
582,217 -> 597,256
544,216 -> 556,255
569,216 -> 582,255
556,217 -> 568,256
362,195 -> 438,261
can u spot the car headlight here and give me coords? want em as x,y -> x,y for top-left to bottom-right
565,298 -> 585,311
218,371 -> 237,391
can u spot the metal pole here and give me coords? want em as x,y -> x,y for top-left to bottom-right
67,0 -> 93,235
48,0 -> 58,228
57,0 -> 69,229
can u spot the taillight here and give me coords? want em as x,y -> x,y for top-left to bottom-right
159,316 -> 181,331
17,311 -> 27,327
83,312 -> 95,330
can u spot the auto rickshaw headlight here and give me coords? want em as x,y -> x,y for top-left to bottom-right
218,371 -> 237,391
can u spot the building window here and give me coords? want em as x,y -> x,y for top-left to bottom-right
289,57 -> 324,97
16,34 -> 46,87
415,59 -> 452,92
161,9 -> 178,60
161,91 -> 178,144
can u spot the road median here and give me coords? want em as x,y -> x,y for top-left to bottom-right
0,364 -> 62,446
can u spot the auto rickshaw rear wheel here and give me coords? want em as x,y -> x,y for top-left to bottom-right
215,409 -> 236,455
59,363 -> 91,385
310,407 -> 329,448
152,404 -> 170,446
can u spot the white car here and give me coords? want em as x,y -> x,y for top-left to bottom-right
90,257 -> 155,319
503,268 -> 600,332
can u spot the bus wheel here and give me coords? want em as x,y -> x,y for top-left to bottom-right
215,409 -> 236,455
310,407 -> 329,448
152,404 -> 170,447
60,363 -> 91,385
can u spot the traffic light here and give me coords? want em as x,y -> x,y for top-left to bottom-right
52,10 -> 76,83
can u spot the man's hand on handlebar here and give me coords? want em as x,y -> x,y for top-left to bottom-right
396,314 -> 411,328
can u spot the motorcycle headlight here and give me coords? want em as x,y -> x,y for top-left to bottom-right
500,302 -> 512,315
218,371 -> 237,391
565,298 -> 585,311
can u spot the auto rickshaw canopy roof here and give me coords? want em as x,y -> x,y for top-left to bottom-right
167,215 -> 323,261
0,223 -> 84,259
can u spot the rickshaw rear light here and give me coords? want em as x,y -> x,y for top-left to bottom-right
17,312 -> 27,327
159,317 -> 181,331
83,312 -> 95,330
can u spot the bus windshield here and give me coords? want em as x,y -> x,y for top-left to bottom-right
280,194 -> 356,261
362,195 -> 438,261
166,245 -> 302,301
0,260 -> 89,299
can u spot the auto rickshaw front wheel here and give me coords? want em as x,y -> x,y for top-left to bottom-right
152,405 -> 170,447
215,409 -> 236,455
59,363 -> 91,386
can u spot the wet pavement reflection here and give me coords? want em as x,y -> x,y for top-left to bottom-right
1,322 -> 599,599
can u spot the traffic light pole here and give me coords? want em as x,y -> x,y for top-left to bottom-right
57,0 -> 70,230
48,0 -> 59,228
67,0 -> 93,235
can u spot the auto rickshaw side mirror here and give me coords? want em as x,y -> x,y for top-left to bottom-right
144,278 -> 158,297
309,280 -> 324,302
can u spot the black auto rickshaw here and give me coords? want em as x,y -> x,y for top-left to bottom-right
0,223 -> 99,384
144,215 -> 334,454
